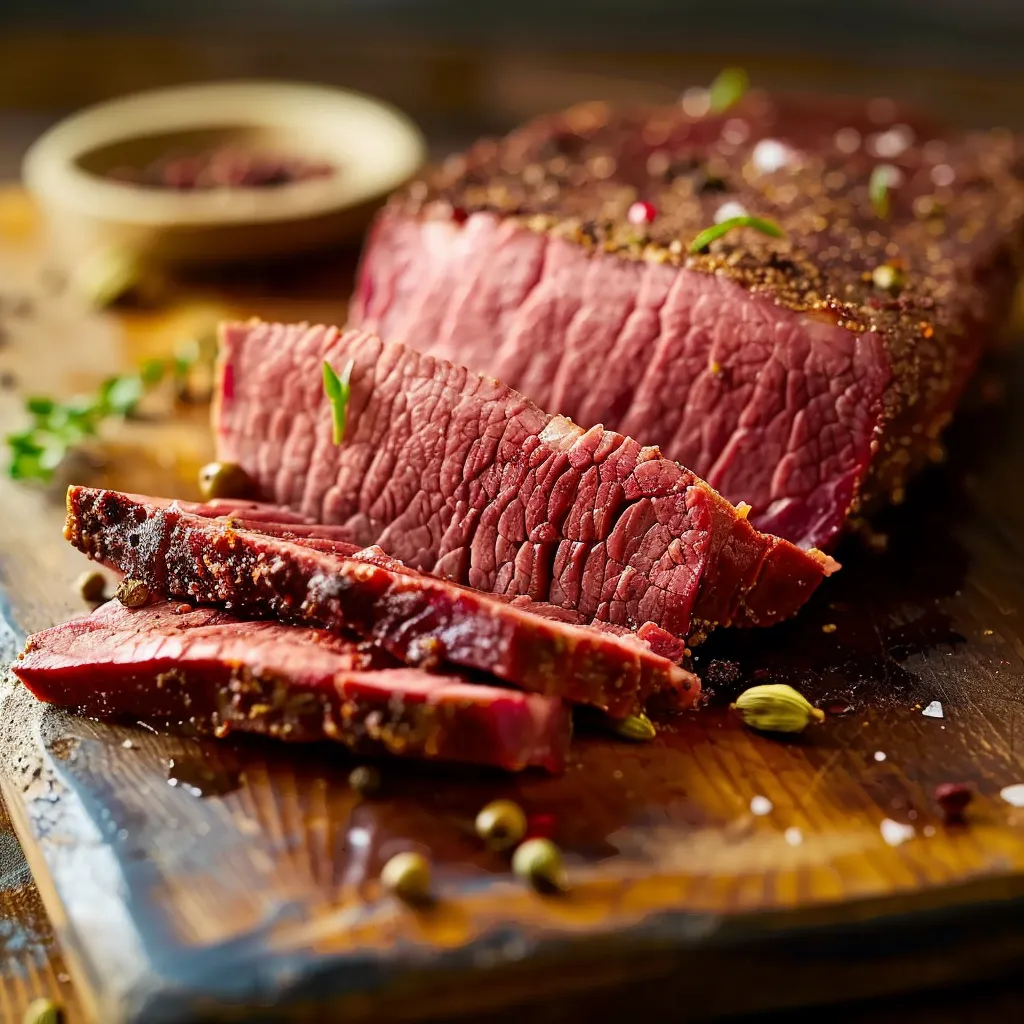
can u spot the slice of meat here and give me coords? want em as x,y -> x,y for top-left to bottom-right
215,322 -> 837,640
64,487 -> 699,717
14,599 -> 570,772
348,93 -> 1024,550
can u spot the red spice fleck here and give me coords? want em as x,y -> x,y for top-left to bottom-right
627,200 -> 657,226
934,781 -> 973,821
525,812 -> 557,840
450,206 -> 469,225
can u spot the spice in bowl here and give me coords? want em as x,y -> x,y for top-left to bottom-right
106,145 -> 335,191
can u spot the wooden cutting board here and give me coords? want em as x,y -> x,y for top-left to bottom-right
2,185 -> 1024,1024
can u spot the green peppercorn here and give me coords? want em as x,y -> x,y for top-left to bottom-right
871,263 -> 905,294
348,765 -> 381,797
75,569 -> 107,603
475,799 -> 527,851
611,712 -> 657,741
23,998 -> 62,1024
115,578 -> 150,608
512,838 -> 568,893
381,851 -> 432,904
198,461 -> 254,501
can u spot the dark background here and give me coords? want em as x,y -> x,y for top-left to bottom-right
0,1 -> 1022,181
2,0 -> 1024,70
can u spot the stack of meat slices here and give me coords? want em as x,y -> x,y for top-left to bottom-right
14,330 -> 835,771
17,92 -> 1023,772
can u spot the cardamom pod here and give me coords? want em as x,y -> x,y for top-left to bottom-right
610,712 -> 657,741
731,684 -> 824,734
23,998 -> 62,1024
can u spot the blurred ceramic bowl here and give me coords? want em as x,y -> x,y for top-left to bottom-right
22,80 -> 427,266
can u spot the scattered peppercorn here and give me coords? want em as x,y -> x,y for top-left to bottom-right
198,461 -> 254,501
381,851 -> 432,904
512,837 -> 568,893
348,765 -> 381,798
22,998 -> 62,1024
115,578 -> 150,608
475,799 -> 528,851
75,570 -> 107,603
934,781 -> 973,822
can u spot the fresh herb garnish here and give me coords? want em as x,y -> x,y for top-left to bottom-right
322,359 -> 355,445
869,164 -> 898,219
688,215 -> 786,254
6,349 -> 199,483
708,67 -> 749,114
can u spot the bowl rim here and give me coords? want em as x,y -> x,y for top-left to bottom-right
22,79 -> 427,228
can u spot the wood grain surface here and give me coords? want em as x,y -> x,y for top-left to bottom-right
2,173 -> 1024,1024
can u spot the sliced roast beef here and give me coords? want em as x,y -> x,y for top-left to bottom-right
64,487 -> 699,716
215,324 -> 837,640
349,94 -> 1024,550
14,599 -> 570,772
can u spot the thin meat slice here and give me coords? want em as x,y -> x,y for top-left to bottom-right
215,322 -> 837,639
64,487 -> 699,717
14,599 -> 570,772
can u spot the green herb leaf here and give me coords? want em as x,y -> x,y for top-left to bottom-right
688,215 -> 786,254
869,164 -> 897,219
139,358 -> 167,386
323,359 -> 355,445
6,340 -> 213,484
708,67 -> 749,114
25,396 -> 55,417
101,375 -> 145,416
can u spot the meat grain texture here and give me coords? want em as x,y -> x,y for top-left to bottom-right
14,599 -> 570,772
216,323 -> 836,641
349,93 -> 1024,549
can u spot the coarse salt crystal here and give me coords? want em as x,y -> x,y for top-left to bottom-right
681,87 -> 710,118
784,827 -> 803,846
880,818 -> 915,847
870,124 -> 915,159
834,127 -> 861,154
750,795 -> 773,816
715,200 -> 748,223
1000,784 -> 1024,808
752,138 -> 792,174
922,701 -> 944,719
874,751 -> 887,762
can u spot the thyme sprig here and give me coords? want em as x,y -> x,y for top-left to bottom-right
689,215 -> 786,254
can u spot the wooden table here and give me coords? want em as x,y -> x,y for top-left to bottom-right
3,157 -> 1024,1017
0,185 -> 349,1022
